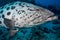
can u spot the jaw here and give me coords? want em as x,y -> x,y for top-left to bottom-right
46,16 -> 58,21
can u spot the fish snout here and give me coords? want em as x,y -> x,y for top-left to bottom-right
46,16 -> 58,21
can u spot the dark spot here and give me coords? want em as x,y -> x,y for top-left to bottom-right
36,9 -> 40,11
16,23 -> 18,25
13,28 -> 17,30
35,32 -> 40,35
19,3 -> 24,7
19,3 -> 21,6
22,3 -> 25,5
28,21 -> 30,23
7,28 -> 10,31
26,5 -> 29,7
20,17 -> 22,19
2,14 -> 5,18
36,14 -> 38,16
0,10 -> 3,13
7,12 -> 11,15
19,25 -> 20,26
16,9 -> 18,11
28,8 -> 34,11
30,15 -> 32,17
21,10 -> 25,12
11,6 -> 15,10
7,7 -> 10,10
28,17 -> 29,18
18,11 -> 21,14
23,15 -> 25,17
2,35 -> 5,38
14,21 -> 16,22
17,38 -> 20,39
26,14 -> 27,16
37,16 -> 41,18
48,15 -> 55,18
0,21 -> 2,24
32,18 -> 36,22
21,5 -> 24,7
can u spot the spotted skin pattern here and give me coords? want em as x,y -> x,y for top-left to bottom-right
0,1 -> 57,27
0,1 -> 58,36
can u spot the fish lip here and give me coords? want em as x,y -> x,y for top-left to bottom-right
46,15 -> 58,21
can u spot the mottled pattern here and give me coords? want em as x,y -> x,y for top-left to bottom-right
0,1 -> 57,28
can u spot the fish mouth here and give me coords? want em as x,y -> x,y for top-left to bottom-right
46,15 -> 58,21
36,15 -> 58,25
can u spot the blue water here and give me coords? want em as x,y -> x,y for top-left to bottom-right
35,0 -> 60,7
0,0 -> 60,40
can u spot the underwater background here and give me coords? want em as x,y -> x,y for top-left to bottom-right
0,0 -> 60,40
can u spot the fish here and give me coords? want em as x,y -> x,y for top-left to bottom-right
0,1 -> 58,36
